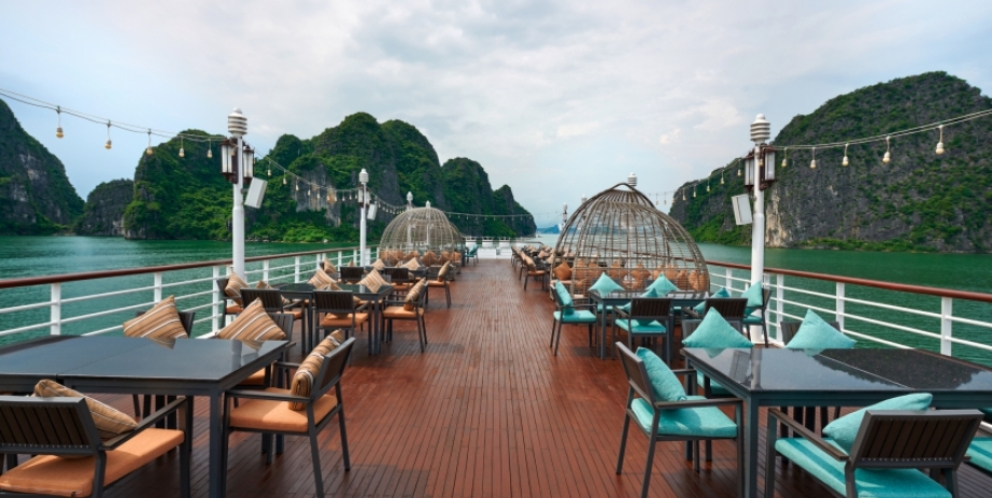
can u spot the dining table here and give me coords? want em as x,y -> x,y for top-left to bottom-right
278,281 -> 395,355
682,346 -> 992,498
587,289 -> 707,359
0,334 -> 289,498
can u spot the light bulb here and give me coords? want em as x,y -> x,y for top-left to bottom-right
267,168 -> 272,177
781,158 -> 787,168
936,125 -> 945,155
810,159 -> 816,169
283,176 -> 287,185
105,139 -> 112,150
737,168 -> 741,177
56,126 -> 64,139
207,148 -> 213,159
882,151 -> 890,164
720,175 -> 724,185
936,141 -> 945,155
179,147 -> 185,158
842,156 -> 848,167
706,184 -> 710,192
146,146 -> 153,156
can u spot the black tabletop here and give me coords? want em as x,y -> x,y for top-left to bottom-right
279,281 -> 392,298
588,289 -> 709,302
683,347 -> 992,395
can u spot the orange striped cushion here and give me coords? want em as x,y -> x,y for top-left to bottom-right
216,299 -> 286,342
358,269 -> 388,293
33,379 -> 138,442
403,258 -> 421,271
122,296 -> 187,339
289,330 -> 347,410
371,259 -> 386,271
224,272 -> 250,305
404,279 -> 426,311
437,262 -> 450,281
309,268 -> 335,288
323,259 -> 337,274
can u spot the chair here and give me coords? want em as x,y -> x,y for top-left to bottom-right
742,288 -> 774,346
381,279 -> 429,352
550,284 -> 598,356
615,343 -> 743,498
685,298 -> 748,329
216,277 -> 243,320
426,262 -> 453,308
467,246 -> 479,265
778,319 -> 843,435
0,395 -> 191,498
339,266 -> 365,283
313,290 -> 369,351
966,423 -> 992,478
383,267 -> 412,291
130,309 -> 196,420
612,298 -> 674,363
241,288 -> 309,352
523,259 -> 548,291
765,407 -> 983,498
236,313 -> 296,390
223,338 -> 355,498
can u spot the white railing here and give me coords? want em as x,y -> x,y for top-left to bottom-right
706,260 -> 992,366
0,245 -> 378,343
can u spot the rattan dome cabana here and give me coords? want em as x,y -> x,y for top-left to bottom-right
554,183 -> 709,295
379,205 -> 463,256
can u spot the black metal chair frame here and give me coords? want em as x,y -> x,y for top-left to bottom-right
339,266 -> 366,284
523,259 -> 549,291
0,395 -> 192,498
223,338 -> 355,498
425,264 -> 453,308
615,342 -> 744,498
216,277 -> 241,321
313,290 -> 370,353
612,298 -> 674,363
776,319 -> 844,436
550,285 -> 597,356
765,407 -> 983,498
967,424 -> 992,478
685,297 -> 749,325
747,288 -> 774,346
380,279 -> 429,352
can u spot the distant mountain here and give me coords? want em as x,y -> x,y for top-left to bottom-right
670,72 -> 992,252
75,179 -> 132,236
537,225 -> 560,234
0,98 -> 84,234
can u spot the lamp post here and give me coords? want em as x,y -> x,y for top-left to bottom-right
221,108 -> 253,278
744,114 -> 777,286
359,168 -> 369,266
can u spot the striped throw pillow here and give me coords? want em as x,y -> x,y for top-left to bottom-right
224,272 -> 250,305
289,354 -> 323,411
403,258 -> 421,271
256,280 -> 293,306
309,268 -> 335,288
123,296 -> 188,339
216,299 -> 287,342
323,259 -> 337,274
33,379 -> 138,442
422,251 -> 437,266
358,269 -> 388,293
371,259 -> 386,271
437,262 -> 450,281
404,279 -> 426,311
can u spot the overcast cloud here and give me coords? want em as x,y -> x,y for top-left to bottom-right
2,0 -> 991,226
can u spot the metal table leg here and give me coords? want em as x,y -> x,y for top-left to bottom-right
599,305 -> 608,360
744,397 -> 760,498
208,391 -> 226,498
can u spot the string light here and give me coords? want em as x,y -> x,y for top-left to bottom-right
720,171 -> 724,185
282,176 -> 287,185
781,147 -> 787,168
104,121 -> 112,150
842,143 -> 848,166
706,181 -> 710,193
56,106 -> 63,138
809,147 -> 816,169
936,125 -> 945,155
693,185 -> 696,198
145,129 -> 153,156
882,136 -> 891,164
207,141 -> 213,159
179,136 -> 184,158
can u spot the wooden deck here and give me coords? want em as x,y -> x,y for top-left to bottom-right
36,260 -> 992,497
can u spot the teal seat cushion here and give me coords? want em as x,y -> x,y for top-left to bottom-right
589,273 -> 624,296
630,396 -> 737,438
822,393 -> 933,453
967,437 -> 992,474
693,287 -> 730,314
682,308 -> 753,349
787,309 -> 856,350
554,281 -> 575,315
635,347 -> 686,402
742,314 -> 763,324
775,437 -> 951,498
741,281 -> 764,308
696,372 -> 731,395
647,276 -> 678,296
616,319 -> 666,334
553,309 -> 598,323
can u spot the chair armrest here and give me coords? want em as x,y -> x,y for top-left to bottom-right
614,306 -> 630,319
683,308 -> 702,320
669,368 -> 697,376
767,408 -> 848,461
103,396 -> 188,450
225,389 -> 310,403
651,397 -> 743,410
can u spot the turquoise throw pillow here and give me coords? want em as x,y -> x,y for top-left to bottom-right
590,273 -> 624,296
619,288 -> 658,314
694,287 -> 730,314
682,308 -> 753,349
786,309 -> 856,350
741,281 -> 764,308
635,347 -> 687,402
554,281 -> 575,315
823,393 -> 933,453
647,276 -> 678,295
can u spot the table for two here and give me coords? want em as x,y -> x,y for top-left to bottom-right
587,290 -> 707,359
278,281 -> 394,355
684,347 -> 992,498
0,335 -> 289,498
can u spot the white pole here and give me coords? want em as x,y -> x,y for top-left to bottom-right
359,184 -> 367,266
232,136 -> 245,278
750,142 -> 764,285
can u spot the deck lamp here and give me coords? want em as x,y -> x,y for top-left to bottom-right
359,168 -> 369,265
225,108 -> 249,279
242,144 -> 254,185
628,172 -> 637,186
220,139 -> 235,180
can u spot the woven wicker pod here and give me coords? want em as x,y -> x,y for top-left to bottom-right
553,182 -> 709,295
379,206 -> 463,255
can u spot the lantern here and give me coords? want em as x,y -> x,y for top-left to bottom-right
220,139 -> 234,181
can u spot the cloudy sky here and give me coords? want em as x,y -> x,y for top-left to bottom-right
2,0 -> 991,227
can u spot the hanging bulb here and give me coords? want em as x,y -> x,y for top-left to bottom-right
809,147 -> 816,169
178,137 -> 185,158
104,121 -> 112,150
267,167 -> 271,177
282,176 -> 287,185
55,107 -> 64,138
842,143 -> 849,167
682,190 -> 685,201
720,173 -> 725,185
145,130 -> 153,156
781,147 -> 788,168
706,183 -> 710,193
207,141 -> 213,159
882,136 -> 891,164
693,186 -> 696,198
935,125 -> 945,155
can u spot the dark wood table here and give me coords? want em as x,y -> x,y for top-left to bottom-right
683,347 -> 992,498
279,282 -> 394,355
587,290 -> 706,359
0,335 -> 289,498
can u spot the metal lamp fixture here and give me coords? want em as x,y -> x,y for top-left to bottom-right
242,144 -> 254,185
219,139 -> 235,181
628,172 -> 637,186
743,114 -> 776,192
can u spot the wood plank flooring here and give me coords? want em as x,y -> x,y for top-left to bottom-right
22,259 -> 992,497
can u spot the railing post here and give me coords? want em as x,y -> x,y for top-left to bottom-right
338,250 -> 343,267
775,274 -> 784,342
294,256 -> 301,283
836,282 -> 845,331
725,267 -> 733,293
153,272 -> 163,303
212,266 -> 221,333
941,297 -> 953,356
316,254 -> 321,271
50,283 -> 61,336
353,249 -> 358,265
263,259 -> 270,282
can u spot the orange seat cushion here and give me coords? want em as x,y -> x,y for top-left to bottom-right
426,280 -> 448,288
319,313 -> 368,328
382,306 -> 424,319
528,270 -> 546,276
0,428 -> 183,497
239,368 -> 267,386
225,304 -> 243,314
228,387 -> 338,433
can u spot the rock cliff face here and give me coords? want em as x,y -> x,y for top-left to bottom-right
0,98 -> 84,234
75,179 -> 133,236
670,72 -> 992,252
